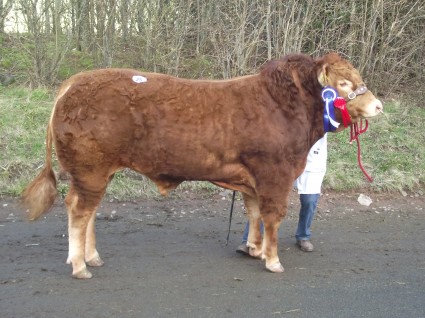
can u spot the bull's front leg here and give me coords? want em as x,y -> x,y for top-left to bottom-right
257,188 -> 290,273
243,193 -> 263,258
261,212 -> 284,273
247,219 -> 263,259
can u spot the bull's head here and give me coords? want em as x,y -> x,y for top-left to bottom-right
316,53 -> 383,126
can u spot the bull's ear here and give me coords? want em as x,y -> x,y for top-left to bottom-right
317,63 -> 329,87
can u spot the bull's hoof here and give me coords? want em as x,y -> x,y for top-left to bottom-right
72,267 -> 93,279
86,256 -> 104,267
266,262 -> 285,273
249,248 -> 262,259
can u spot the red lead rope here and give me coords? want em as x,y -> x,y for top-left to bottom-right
350,119 -> 373,182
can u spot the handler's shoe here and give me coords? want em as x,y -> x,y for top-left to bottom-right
297,240 -> 314,252
236,244 -> 249,255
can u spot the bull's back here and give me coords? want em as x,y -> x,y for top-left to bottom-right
54,69 -> 257,150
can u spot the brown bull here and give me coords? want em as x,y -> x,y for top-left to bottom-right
22,53 -> 383,278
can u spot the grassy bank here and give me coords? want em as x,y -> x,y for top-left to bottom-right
1,86 -> 424,199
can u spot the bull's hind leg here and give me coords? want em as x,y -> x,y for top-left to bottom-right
242,193 -> 263,258
65,183 -> 106,279
85,210 -> 104,267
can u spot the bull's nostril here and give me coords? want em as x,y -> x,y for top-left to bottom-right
376,101 -> 383,113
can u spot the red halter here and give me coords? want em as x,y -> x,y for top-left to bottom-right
335,86 -> 373,182
350,119 -> 373,182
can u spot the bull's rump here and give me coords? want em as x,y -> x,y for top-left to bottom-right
52,69 -> 297,183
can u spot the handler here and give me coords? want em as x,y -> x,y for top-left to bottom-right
237,134 -> 327,253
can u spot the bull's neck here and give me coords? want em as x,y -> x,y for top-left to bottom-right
305,88 -> 327,149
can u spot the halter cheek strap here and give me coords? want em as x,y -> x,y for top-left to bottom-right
347,86 -> 368,100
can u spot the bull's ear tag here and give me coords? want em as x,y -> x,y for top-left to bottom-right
321,86 -> 337,101
132,75 -> 147,83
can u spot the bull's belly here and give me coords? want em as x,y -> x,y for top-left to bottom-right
128,159 -> 256,197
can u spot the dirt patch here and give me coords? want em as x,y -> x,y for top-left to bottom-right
1,190 -> 424,318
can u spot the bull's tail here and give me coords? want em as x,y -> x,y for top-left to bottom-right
22,121 -> 58,220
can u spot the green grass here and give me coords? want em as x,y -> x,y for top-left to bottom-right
1,87 -> 424,198
0,87 -> 53,195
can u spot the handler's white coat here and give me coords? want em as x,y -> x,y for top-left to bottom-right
296,134 -> 327,194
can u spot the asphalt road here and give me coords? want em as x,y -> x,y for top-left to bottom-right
1,191 -> 424,318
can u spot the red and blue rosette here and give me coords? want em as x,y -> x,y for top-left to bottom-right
322,86 -> 340,132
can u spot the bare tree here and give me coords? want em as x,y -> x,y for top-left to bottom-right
0,0 -> 14,33
119,0 -> 130,49
73,0 -> 94,52
94,0 -> 117,67
2,0 -> 423,94
16,0 -> 71,86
